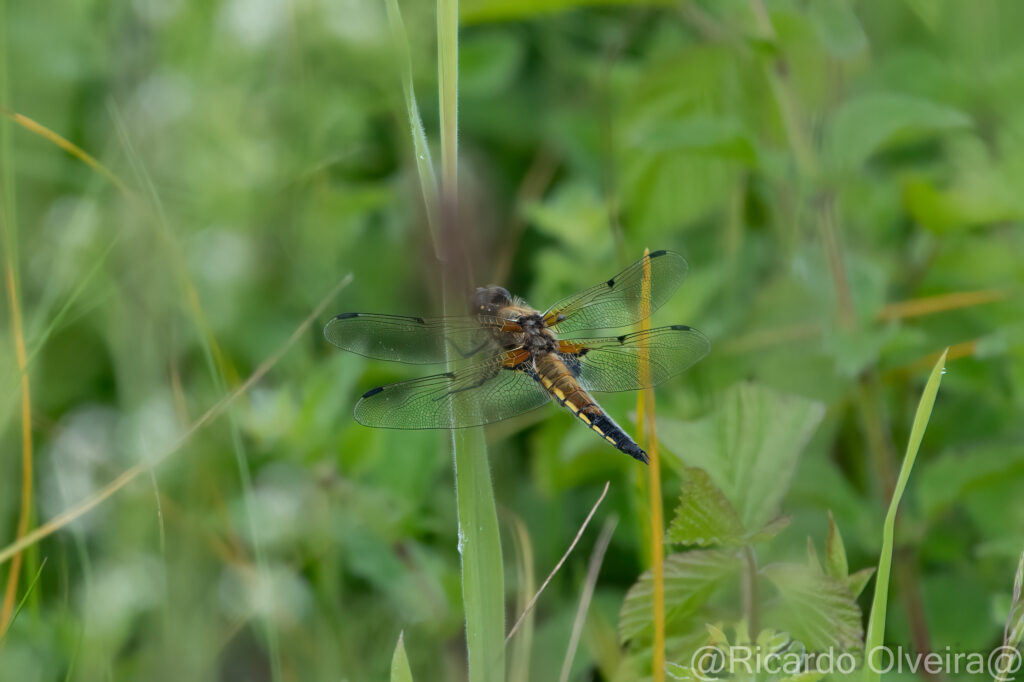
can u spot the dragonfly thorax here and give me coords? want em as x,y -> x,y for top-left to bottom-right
518,313 -> 557,354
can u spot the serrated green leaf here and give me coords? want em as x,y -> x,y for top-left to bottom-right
806,537 -> 823,573
763,563 -> 864,652
825,93 -> 971,171
846,567 -> 875,600
748,516 -> 791,544
659,383 -> 826,532
825,511 -> 849,580
390,632 -> 414,682
666,467 -> 748,547
618,549 -> 743,643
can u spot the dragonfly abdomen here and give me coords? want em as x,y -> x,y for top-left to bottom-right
534,353 -> 648,464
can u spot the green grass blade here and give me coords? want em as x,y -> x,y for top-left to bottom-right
435,0 -> 504,678
390,631 -> 415,682
384,0 -> 440,245
863,349 -> 948,681
390,0 -> 504,677
454,428 -> 505,681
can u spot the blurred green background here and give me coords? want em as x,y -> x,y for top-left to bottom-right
2,0 -> 1023,680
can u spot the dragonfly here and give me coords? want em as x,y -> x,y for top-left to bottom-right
324,250 -> 709,463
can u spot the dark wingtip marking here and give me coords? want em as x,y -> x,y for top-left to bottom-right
606,278 -> 615,287
648,249 -> 668,258
414,316 -> 426,324
335,312 -> 358,320
361,386 -> 384,398
617,334 -> 627,343
445,371 -> 456,379
670,324 -> 692,331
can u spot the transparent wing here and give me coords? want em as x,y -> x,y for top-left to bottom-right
354,357 -> 551,429
324,312 -> 504,364
543,250 -> 689,334
559,325 -> 710,393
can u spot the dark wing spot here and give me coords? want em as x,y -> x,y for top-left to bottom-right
578,347 -> 589,356
335,312 -> 359,319
445,372 -> 456,379
606,278 -> 615,287
361,386 -> 385,398
413,316 -> 426,324
617,334 -> 627,343
649,249 -> 668,258
670,324 -> 692,331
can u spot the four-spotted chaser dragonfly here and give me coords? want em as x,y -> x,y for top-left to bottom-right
324,250 -> 709,463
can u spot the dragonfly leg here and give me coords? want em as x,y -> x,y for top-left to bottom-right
446,337 -> 491,358
438,363 -> 503,399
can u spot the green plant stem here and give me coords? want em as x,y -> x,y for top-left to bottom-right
742,546 -> 760,636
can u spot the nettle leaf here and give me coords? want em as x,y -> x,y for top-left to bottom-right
667,467 -> 791,547
825,92 -> 971,171
660,383 -> 826,532
619,549 -> 743,643
749,516 -> 791,544
667,467 -> 748,547
825,511 -> 849,580
762,563 -> 864,652
806,537 -> 823,573
846,567 -> 875,600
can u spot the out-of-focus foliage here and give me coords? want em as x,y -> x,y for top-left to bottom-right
1,0 -> 1023,680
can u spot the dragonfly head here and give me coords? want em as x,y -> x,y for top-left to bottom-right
474,286 -> 512,316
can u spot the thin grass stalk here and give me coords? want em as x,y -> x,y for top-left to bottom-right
0,557 -> 45,639
0,243 -> 33,640
506,482 -> 609,643
0,10 -> 36,634
507,517 -> 535,682
0,109 -> 131,196
636,248 -> 665,680
558,515 -> 617,682
111,108 -> 284,680
0,275 -> 352,566
863,349 -> 948,682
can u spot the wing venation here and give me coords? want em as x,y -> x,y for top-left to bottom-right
324,312 -> 503,364
559,325 -> 710,393
354,356 -> 552,429
543,250 -> 689,333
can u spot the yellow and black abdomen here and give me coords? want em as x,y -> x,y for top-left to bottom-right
533,352 -> 648,464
